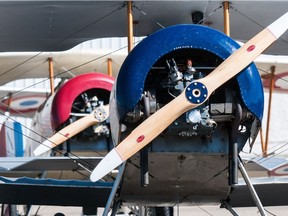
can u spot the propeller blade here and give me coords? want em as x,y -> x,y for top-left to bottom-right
34,105 -> 109,156
90,12 -> 288,182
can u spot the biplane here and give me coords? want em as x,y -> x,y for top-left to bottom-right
1,1 -> 288,216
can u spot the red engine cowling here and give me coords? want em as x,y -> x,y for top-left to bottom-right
51,72 -> 114,130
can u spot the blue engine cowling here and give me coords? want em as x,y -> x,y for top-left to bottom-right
111,24 -> 264,151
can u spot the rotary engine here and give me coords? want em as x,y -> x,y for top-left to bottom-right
114,24 -> 263,151
124,56 -> 253,138
51,73 -> 114,139
162,58 -> 218,137
69,90 -> 110,138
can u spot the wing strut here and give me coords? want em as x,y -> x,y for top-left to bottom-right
262,65 -> 276,156
107,58 -> 113,77
223,1 -> 230,36
127,0 -> 134,52
48,57 -> 55,95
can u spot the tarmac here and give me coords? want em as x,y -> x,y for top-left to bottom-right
14,205 -> 288,215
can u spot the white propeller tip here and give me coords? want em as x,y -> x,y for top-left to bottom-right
90,148 -> 124,182
268,12 -> 288,39
33,140 -> 52,156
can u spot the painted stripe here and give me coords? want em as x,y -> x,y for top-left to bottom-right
13,122 -> 24,157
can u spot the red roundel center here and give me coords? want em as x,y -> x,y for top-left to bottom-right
137,135 -> 145,143
247,45 -> 255,52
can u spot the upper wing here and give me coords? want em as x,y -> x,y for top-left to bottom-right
0,49 -> 126,86
0,1 -> 287,54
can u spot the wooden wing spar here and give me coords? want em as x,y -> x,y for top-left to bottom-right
90,12 -> 288,182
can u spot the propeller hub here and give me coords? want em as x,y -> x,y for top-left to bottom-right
94,106 -> 109,122
185,81 -> 208,104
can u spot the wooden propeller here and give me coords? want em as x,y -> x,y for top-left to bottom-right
90,12 -> 288,182
33,105 -> 109,156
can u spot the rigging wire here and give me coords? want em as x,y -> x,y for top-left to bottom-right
0,119 -> 110,180
0,3 -> 147,181
0,117 -> 95,174
133,4 -> 166,29
0,45 -> 128,104
0,40 -> 144,159
231,5 -> 288,86
0,37 -> 145,183
228,6 -> 288,215
231,5 -> 288,45
228,6 -> 288,169
257,68 -> 288,88
0,1 -> 142,167
157,166 -> 228,216
265,208 -> 277,216
127,5 -> 225,216
0,3 -> 130,152
0,2 -> 126,81
1,2 -> 288,171
154,4 -> 288,216
0,2 -> 288,214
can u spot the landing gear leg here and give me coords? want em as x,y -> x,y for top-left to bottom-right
103,162 -> 126,216
221,200 -> 239,216
238,156 -> 267,216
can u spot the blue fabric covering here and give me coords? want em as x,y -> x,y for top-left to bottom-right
116,24 -> 264,120
0,176 -> 113,188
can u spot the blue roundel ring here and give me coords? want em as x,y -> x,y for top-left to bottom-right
185,82 -> 208,104
116,24 -> 264,121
